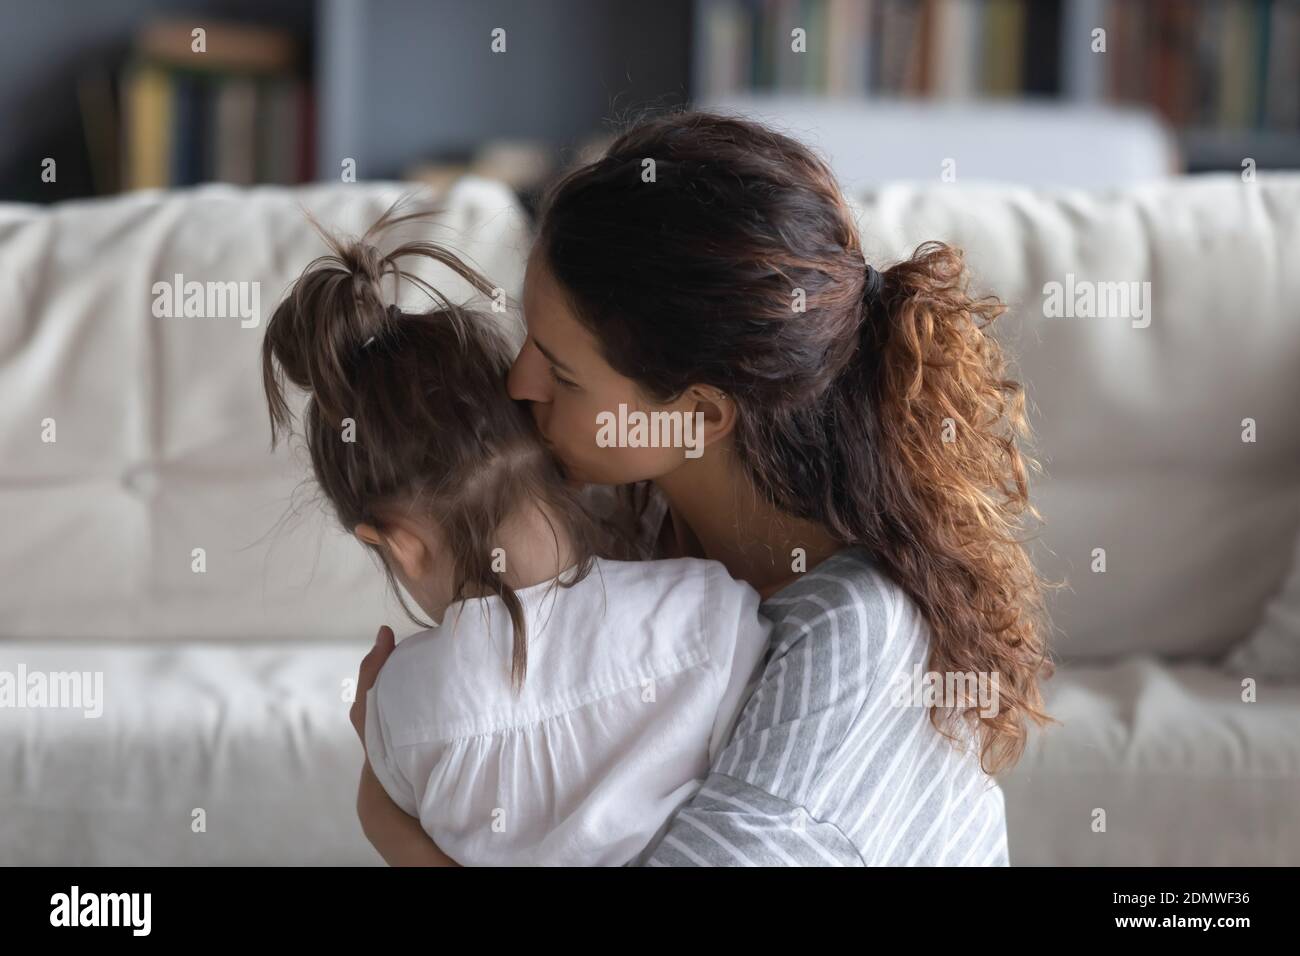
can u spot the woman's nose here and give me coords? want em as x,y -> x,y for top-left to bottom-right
507,343 -> 550,404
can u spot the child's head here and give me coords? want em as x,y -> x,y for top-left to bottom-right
261,202 -> 592,688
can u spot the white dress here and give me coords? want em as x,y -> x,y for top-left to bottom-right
364,556 -> 772,866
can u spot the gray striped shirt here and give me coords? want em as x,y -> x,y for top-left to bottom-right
633,546 -> 1010,866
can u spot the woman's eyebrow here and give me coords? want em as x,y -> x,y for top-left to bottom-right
532,337 -> 576,375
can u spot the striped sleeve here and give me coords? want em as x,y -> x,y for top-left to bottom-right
637,773 -> 863,866
636,549 -> 1011,867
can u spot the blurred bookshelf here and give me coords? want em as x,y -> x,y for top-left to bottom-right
85,18 -> 313,194
691,0 -> 1300,172
13,0 -> 1296,205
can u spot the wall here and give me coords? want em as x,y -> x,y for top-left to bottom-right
316,0 -> 691,180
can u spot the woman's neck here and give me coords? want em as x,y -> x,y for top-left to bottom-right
654,440 -> 843,598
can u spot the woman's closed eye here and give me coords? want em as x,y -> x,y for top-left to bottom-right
528,335 -> 581,391
549,366 -> 580,390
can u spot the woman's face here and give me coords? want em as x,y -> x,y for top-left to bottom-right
507,251 -> 697,486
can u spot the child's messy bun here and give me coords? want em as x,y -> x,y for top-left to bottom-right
263,202 -> 501,434
262,200 -> 594,690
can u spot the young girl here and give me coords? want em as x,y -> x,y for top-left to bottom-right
261,207 -> 772,866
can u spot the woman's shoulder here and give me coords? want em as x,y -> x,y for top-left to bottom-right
708,549 -> 934,817
757,546 -> 928,677
762,546 -> 902,623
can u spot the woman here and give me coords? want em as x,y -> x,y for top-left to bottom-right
351,110 -> 1054,866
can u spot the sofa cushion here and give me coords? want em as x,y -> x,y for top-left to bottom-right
850,175 -> 1300,662
999,656 -> 1300,865
0,640 -> 379,864
1226,524 -> 1300,680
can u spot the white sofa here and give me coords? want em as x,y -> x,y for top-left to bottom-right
2,174 -> 1298,865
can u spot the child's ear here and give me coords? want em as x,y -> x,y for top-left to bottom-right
362,523 -> 430,583
354,523 -> 385,548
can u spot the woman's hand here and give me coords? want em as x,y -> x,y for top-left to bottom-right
350,625 -> 396,745
353,625 -> 461,867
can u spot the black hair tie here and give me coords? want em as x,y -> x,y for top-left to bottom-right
862,262 -> 884,304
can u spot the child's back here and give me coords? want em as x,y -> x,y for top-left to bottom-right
366,556 -> 770,866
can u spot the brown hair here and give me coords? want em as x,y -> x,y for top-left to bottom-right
537,110 -> 1057,773
262,202 -> 594,691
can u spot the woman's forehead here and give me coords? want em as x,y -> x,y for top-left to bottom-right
523,258 -> 587,341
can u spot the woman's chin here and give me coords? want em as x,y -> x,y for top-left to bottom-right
549,453 -> 589,487
542,444 -> 620,489
559,461 -> 599,487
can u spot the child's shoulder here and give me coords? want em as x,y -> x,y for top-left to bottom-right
582,557 -> 764,653
585,554 -> 754,602
373,557 -> 753,745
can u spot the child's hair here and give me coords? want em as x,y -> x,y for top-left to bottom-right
261,201 -> 595,690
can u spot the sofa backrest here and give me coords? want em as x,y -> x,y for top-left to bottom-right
850,175 -> 1300,661
0,179 -> 530,641
5,175 -> 1298,661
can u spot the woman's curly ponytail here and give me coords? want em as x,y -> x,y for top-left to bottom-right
842,242 -> 1057,773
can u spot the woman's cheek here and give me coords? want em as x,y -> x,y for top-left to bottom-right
582,441 -> 688,485
550,396 -> 598,449
548,396 -> 689,485
540,398 -> 598,477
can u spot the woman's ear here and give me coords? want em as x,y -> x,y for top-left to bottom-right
685,384 -> 738,451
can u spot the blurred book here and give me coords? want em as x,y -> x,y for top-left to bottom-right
77,64 -> 121,195
980,0 -> 1025,96
1266,0 -> 1300,130
213,77 -> 258,185
122,61 -> 172,190
117,18 -> 311,192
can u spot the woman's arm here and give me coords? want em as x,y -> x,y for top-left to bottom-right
356,761 -> 460,867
